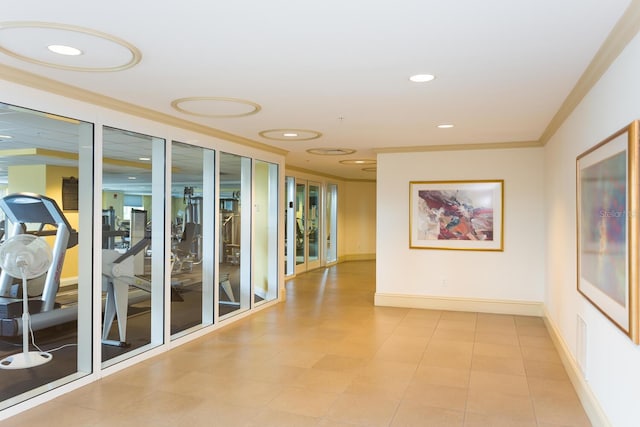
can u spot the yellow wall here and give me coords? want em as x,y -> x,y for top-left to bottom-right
8,164 -> 46,195
254,162 -> 269,294
342,181 -> 376,261
8,164 -> 80,281
102,190 -> 124,218
284,168 -> 377,263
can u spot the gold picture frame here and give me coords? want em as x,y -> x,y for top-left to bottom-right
577,120 -> 640,344
409,180 -> 504,251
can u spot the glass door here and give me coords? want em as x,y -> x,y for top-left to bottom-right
253,160 -> 278,305
284,177 -> 295,277
218,152 -> 251,318
169,142 -> 215,339
295,180 -> 322,274
101,126 -> 165,366
307,182 -> 321,270
295,182 -> 306,273
0,102 -> 93,408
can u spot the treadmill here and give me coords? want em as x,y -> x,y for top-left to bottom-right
0,193 -> 78,337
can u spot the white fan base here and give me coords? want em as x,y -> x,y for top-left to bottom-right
0,351 -> 52,370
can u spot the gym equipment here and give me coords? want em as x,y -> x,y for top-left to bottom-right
0,193 -> 78,338
0,234 -> 53,369
173,187 -> 203,271
102,209 -> 151,347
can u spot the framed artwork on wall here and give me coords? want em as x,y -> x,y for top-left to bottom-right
577,120 -> 640,344
409,180 -> 504,251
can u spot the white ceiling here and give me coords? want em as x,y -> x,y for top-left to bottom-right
0,0 -> 633,180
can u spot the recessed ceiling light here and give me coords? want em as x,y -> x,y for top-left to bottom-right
138,157 -> 151,161
47,44 -> 83,56
0,22 -> 141,71
127,176 -> 137,180
409,74 -> 435,83
437,124 -> 454,129
261,129 -> 322,141
0,135 -> 12,139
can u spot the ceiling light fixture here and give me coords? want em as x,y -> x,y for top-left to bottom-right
0,135 -> 12,139
138,157 -> 150,161
437,124 -> 454,129
0,22 -> 141,71
409,74 -> 435,83
47,44 -> 82,56
127,176 -> 136,180
261,129 -> 322,141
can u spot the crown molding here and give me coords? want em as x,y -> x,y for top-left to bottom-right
285,165 -> 375,183
0,63 -> 288,156
375,140 -> 541,154
539,0 -> 640,145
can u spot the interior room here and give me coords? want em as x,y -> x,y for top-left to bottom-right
1,1 -> 640,426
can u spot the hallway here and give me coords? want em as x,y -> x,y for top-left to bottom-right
1,261 -> 590,426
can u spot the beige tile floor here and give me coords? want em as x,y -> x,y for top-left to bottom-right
1,261 -> 591,426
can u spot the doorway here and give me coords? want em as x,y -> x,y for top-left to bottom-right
294,180 -> 321,274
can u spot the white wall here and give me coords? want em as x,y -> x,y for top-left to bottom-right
544,30 -> 640,427
376,147 -> 545,307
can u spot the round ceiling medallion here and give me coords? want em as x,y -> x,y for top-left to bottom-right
260,129 -> 322,141
306,148 -> 355,156
171,97 -> 261,118
0,21 -> 141,72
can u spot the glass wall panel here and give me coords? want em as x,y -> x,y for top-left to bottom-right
219,152 -> 251,317
284,177 -> 295,276
170,142 -> 215,337
307,183 -> 320,265
326,184 -> 338,264
295,182 -> 305,267
0,102 -> 92,408
101,126 -> 164,365
254,160 -> 278,304
295,180 -> 322,273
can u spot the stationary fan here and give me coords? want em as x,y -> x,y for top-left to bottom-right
0,234 -> 53,369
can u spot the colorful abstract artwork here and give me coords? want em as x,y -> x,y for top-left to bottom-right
580,151 -> 626,306
409,180 -> 503,251
577,120 -> 640,344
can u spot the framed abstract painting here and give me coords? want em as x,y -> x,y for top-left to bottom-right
409,180 -> 504,251
577,120 -> 640,344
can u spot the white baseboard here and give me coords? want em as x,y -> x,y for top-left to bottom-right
374,293 -> 544,316
374,293 -> 610,427
543,308 -> 612,427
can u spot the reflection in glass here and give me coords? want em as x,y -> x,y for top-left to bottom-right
295,183 -> 305,266
170,142 -> 215,337
101,126 -> 164,365
254,160 -> 278,304
308,184 -> 320,263
284,177 -> 295,276
0,102 -> 92,408
219,152 -> 251,317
